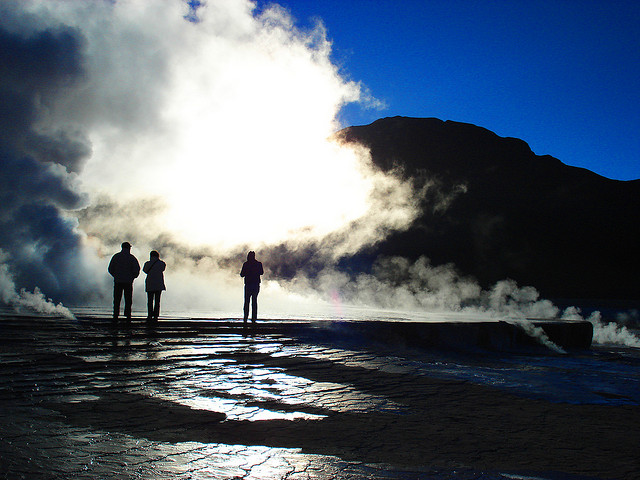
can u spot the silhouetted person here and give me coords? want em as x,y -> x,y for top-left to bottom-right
143,250 -> 166,323
240,250 -> 263,324
108,242 -> 140,322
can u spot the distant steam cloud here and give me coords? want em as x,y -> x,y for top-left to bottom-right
281,255 -> 639,350
562,307 -> 640,348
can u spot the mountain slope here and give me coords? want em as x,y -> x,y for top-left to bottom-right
337,117 -> 640,300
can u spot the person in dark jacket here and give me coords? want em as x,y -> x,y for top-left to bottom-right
240,251 -> 263,324
108,242 -> 140,322
143,250 -> 166,323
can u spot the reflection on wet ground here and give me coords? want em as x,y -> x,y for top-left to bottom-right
0,316 -> 637,479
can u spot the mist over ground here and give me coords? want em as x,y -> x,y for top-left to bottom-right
0,0 -> 637,348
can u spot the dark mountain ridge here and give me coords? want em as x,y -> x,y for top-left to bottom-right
337,117 -> 640,300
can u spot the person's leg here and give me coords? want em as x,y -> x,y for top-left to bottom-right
153,291 -> 161,319
251,285 -> 260,322
147,292 -> 154,320
243,285 -> 250,322
113,283 -> 124,319
123,283 -> 133,320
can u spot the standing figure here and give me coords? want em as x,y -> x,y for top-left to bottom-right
240,251 -> 263,324
108,242 -> 140,322
143,250 -> 166,323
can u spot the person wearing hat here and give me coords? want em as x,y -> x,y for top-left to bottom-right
108,242 -> 140,322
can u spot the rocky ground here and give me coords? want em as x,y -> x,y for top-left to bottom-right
0,316 -> 638,479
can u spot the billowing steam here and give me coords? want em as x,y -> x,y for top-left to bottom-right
562,307 -> 640,348
281,255 -> 640,350
0,1 -> 637,350
0,250 -> 74,319
0,0 -> 412,312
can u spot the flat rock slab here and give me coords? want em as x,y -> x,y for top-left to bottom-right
133,317 -> 594,351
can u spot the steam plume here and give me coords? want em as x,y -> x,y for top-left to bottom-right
0,250 -> 74,318
0,0 -> 413,310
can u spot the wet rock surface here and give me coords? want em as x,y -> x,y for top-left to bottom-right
0,316 -> 638,479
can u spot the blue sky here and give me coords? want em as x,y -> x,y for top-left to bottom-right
273,0 -> 639,181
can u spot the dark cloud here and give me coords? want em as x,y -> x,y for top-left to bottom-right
0,19 -> 99,306
0,148 -> 86,212
0,25 -> 91,172
0,27 -> 84,88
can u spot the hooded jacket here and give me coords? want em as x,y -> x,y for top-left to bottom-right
143,259 -> 166,292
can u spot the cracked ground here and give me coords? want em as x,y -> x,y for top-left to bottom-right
1,316 -> 638,479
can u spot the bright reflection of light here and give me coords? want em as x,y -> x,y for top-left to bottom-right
151,340 -> 405,420
179,395 -> 326,421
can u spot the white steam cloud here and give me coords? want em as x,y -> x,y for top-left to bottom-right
0,0 -> 416,312
31,0 -> 407,250
0,250 -> 74,319
562,307 -> 640,348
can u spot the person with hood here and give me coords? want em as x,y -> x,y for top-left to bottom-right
240,250 -> 263,324
143,250 -> 166,323
108,242 -> 140,322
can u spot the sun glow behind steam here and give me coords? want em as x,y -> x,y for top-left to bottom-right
0,0 -> 424,315
162,140 -> 373,249
59,0 -> 383,250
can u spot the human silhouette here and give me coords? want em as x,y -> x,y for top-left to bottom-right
108,242 -> 140,322
143,250 -> 166,324
240,250 -> 263,324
